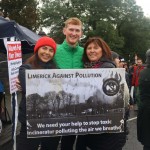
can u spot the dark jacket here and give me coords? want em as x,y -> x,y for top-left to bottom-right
98,58 -> 116,68
137,65 -> 150,146
18,63 -> 55,125
18,64 -> 32,124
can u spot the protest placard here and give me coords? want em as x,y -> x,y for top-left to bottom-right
26,68 -> 126,138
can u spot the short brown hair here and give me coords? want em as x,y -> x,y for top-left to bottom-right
137,57 -> 142,62
82,37 -> 112,63
64,17 -> 83,28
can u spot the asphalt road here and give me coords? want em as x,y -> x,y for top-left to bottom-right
123,109 -> 143,150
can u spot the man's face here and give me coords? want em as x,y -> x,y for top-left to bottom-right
63,24 -> 82,46
137,60 -> 143,66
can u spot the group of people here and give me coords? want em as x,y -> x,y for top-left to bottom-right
112,46 -> 150,150
114,55 -> 145,109
118,49 -> 150,150
16,17 -> 149,150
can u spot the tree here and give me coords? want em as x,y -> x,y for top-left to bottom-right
116,2 -> 150,61
41,0 -> 79,43
44,91 -> 57,112
41,0 -> 150,61
85,20 -> 125,50
0,0 -> 40,31
41,0 -> 124,44
26,93 -> 42,118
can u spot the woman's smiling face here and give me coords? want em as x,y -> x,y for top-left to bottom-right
86,42 -> 103,62
38,46 -> 55,62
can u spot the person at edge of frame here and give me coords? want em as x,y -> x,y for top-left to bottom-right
0,80 -> 4,119
137,49 -> 150,150
0,80 -> 4,135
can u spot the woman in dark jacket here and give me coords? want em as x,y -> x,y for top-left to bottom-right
0,80 -> 4,119
137,49 -> 150,150
76,37 -> 128,150
17,36 -> 60,150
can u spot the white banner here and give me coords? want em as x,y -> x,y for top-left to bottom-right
26,68 -> 126,138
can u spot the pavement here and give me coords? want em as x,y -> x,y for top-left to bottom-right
123,109 -> 143,150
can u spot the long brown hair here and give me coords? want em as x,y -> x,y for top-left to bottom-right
82,37 -> 112,63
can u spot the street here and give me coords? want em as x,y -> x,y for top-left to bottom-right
123,109 -> 143,150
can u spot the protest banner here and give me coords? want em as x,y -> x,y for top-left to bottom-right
26,68 -> 126,138
5,40 -> 22,150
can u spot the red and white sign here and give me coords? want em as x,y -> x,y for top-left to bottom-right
7,43 -> 22,60
6,41 -> 22,93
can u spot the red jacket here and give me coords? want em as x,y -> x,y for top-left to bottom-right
132,65 -> 144,87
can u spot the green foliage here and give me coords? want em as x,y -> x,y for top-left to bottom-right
86,20 -> 125,51
41,0 -> 80,43
1,0 -> 149,62
116,1 -> 150,61
0,0 -> 40,31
